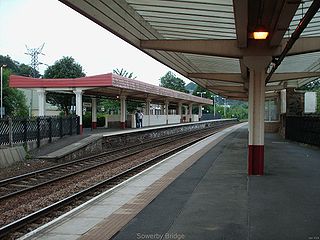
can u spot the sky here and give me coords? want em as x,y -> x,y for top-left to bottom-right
0,0 -> 190,86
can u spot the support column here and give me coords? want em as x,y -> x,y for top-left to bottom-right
145,99 -> 151,115
120,95 -> 126,129
244,56 -> 271,176
74,89 -> 83,134
91,97 -> 97,129
146,98 -> 151,127
188,103 -> 193,122
161,105 -> 165,115
164,100 -> 169,124
275,95 -> 280,121
37,88 -> 46,116
198,105 -> 203,121
178,102 -> 183,123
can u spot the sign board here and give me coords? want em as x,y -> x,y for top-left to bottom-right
83,102 -> 92,108
304,92 -> 317,113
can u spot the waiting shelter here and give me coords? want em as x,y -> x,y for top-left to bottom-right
9,73 -> 212,133
56,0 -> 320,176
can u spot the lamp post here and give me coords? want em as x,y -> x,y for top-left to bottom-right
196,91 -> 206,98
212,95 -> 216,118
1,64 -> 7,118
223,97 -> 226,118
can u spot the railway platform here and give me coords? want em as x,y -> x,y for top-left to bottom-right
29,119 -> 236,162
29,127 -> 134,159
21,122 -> 320,240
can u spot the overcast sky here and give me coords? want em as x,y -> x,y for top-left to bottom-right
0,0 -> 190,86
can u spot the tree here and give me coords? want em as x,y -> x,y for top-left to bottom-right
113,68 -> 136,79
18,63 -> 38,77
191,84 -> 213,114
1,68 -> 28,117
1,55 -> 19,73
99,68 -> 142,114
43,56 -> 85,115
185,82 -> 196,94
0,55 -> 30,117
299,79 -> 320,91
193,84 -> 213,99
159,71 -> 188,93
0,55 -> 40,77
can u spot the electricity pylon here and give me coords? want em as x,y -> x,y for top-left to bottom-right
25,43 -> 45,116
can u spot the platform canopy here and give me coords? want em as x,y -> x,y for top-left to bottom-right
59,0 -> 320,100
9,73 -> 212,106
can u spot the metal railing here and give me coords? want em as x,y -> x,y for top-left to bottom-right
0,115 -> 80,147
286,115 -> 320,147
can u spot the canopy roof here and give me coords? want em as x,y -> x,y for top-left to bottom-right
60,0 -> 320,100
9,73 -> 212,105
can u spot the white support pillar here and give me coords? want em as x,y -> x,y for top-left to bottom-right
184,106 -> 188,115
280,89 -> 286,114
145,98 -> 151,127
178,102 -> 183,123
161,104 -> 165,115
120,95 -> 126,129
198,105 -> 203,121
37,88 -> 46,116
92,97 -> 97,129
275,95 -> 281,121
74,89 -> 83,134
145,98 -> 151,115
188,103 -> 193,122
244,56 -> 271,176
164,100 -> 169,124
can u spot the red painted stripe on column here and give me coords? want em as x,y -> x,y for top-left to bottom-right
120,122 -> 126,129
79,125 -> 83,135
92,122 -> 97,129
248,145 -> 264,175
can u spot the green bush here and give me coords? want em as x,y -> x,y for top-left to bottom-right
83,112 -> 105,128
82,112 -> 91,128
97,116 -> 105,127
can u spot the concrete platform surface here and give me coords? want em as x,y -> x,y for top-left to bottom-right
22,123 -> 320,240
112,126 -> 320,240
22,122 -> 245,240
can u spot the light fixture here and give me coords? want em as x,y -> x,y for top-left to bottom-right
253,26 -> 269,40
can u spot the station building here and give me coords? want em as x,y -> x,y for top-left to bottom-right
9,73 -> 212,132
56,0 -> 320,176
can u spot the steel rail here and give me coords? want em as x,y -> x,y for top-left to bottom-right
0,126 -> 224,239
0,124 -> 227,201
0,130 -> 185,187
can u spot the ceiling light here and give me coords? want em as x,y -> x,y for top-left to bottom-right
253,26 -> 269,40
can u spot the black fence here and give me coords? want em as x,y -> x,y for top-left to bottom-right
0,115 -> 80,147
200,113 -> 222,120
286,116 -> 320,147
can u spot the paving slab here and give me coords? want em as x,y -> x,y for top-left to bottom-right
112,125 -> 248,240
248,134 -> 320,240
22,123 -> 244,240
23,123 -> 320,240
112,127 -> 320,240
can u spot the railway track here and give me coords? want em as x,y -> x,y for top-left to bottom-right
0,125 -> 220,201
0,122 -> 237,239
0,134 -> 181,200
